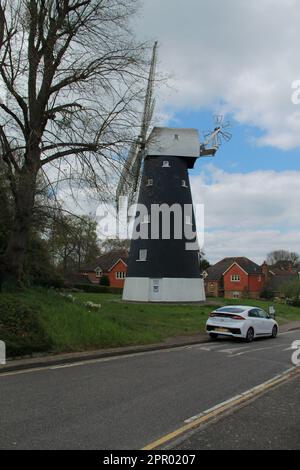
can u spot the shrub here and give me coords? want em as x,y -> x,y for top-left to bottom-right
260,289 -> 274,300
100,275 -> 110,286
0,297 -> 52,357
280,280 -> 300,304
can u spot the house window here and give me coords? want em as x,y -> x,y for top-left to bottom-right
232,291 -> 240,299
137,249 -> 147,262
116,272 -> 126,279
231,274 -> 240,282
95,268 -> 102,278
162,160 -> 170,168
146,178 -> 153,187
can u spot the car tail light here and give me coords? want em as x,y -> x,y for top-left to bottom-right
231,315 -> 245,320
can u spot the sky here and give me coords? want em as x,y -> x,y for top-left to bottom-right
133,0 -> 300,264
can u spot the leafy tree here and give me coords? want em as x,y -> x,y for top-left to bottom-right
48,214 -> 100,275
200,258 -> 210,272
0,0 -> 148,288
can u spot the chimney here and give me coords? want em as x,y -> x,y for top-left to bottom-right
261,261 -> 269,281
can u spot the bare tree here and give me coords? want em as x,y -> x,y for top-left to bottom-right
266,250 -> 299,268
0,0 -> 148,287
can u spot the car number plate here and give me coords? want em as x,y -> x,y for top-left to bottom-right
216,327 -> 229,333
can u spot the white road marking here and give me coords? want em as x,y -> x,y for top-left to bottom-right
218,346 -> 251,354
230,343 -> 284,357
197,344 -> 229,351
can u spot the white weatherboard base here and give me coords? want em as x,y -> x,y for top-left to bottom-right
122,277 -> 206,302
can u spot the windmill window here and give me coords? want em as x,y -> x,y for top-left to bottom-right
162,161 -> 170,168
137,249 -> 147,262
146,178 -> 153,187
182,179 -> 188,188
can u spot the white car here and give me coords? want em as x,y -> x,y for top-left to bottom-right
206,305 -> 278,342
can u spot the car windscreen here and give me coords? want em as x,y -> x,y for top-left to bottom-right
215,307 -> 245,314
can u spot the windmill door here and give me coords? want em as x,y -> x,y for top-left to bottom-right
149,279 -> 162,301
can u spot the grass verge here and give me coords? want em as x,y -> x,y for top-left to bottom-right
0,289 -> 299,357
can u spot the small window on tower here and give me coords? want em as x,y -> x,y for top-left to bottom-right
146,178 -> 153,187
182,179 -> 188,188
162,161 -> 170,168
137,249 -> 147,262
174,134 -> 179,140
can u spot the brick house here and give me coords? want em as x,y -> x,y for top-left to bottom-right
205,257 -> 265,299
79,250 -> 128,288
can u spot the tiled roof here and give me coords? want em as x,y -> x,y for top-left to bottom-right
206,257 -> 262,281
80,250 -> 128,273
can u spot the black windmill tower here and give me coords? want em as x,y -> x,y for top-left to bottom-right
116,44 -> 231,302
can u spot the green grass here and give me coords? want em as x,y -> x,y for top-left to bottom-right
39,291 -> 216,352
1,289 -> 299,357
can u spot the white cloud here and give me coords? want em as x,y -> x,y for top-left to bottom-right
204,229 -> 300,265
137,0 -> 300,150
190,166 -> 300,263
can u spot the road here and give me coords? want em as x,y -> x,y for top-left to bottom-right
172,374 -> 300,450
0,330 -> 299,449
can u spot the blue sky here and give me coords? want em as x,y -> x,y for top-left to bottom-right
134,0 -> 300,263
167,109 -> 300,175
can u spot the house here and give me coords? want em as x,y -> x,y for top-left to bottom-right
205,257 -> 265,299
79,250 -> 128,288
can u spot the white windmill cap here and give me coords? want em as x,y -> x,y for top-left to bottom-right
147,127 -> 201,158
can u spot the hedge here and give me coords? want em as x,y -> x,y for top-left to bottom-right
65,283 -> 123,295
0,297 -> 52,357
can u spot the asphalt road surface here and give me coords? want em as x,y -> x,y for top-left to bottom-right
172,375 -> 300,450
0,330 -> 299,449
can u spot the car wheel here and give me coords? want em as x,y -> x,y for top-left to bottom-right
209,333 -> 218,340
271,325 -> 278,338
245,327 -> 254,343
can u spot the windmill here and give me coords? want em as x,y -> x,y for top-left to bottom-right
119,49 -> 231,302
116,41 -> 158,208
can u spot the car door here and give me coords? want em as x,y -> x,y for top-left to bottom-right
257,309 -> 273,334
248,309 -> 262,334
